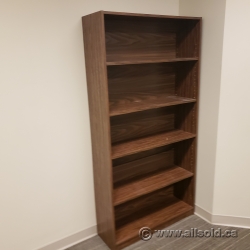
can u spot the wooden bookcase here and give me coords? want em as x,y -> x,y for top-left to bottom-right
82,11 -> 201,250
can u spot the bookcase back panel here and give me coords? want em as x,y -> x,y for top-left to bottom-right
112,145 -> 173,166
115,186 -> 174,223
113,148 -> 174,185
108,63 -> 175,98
108,63 -> 175,110
112,138 -> 194,185
111,107 -> 175,143
105,15 -> 178,61
105,15 -> 200,62
108,63 -> 175,116
108,61 -> 198,116
114,183 -> 193,247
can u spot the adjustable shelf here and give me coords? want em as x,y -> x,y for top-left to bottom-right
114,166 -> 193,206
110,94 -> 196,117
106,57 -> 198,66
112,130 -> 196,159
83,11 -> 201,250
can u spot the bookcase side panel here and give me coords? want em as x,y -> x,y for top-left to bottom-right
174,19 -> 201,207
82,11 -> 116,249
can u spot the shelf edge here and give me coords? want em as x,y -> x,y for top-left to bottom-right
106,57 -> 199,66
110,98 -> 196,117
113,167 -> 194,206
112,131 -> 196,160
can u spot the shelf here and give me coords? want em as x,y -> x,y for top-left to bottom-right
112,129 -> 195,159
114,166 -> 193,206
110,95 -> 196,117
106,57 -> 198,66
116,197 -> 193,247
104,11 -> 202,20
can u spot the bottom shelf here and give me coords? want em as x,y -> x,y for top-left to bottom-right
115,195 -> 193,248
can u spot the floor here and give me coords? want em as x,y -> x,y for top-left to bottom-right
67,215 -> 250,250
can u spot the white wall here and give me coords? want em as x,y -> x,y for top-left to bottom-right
0,1 -> 179,250
180,0 -> 250,226
179,0 -> 227,213
213,0 -> 250,218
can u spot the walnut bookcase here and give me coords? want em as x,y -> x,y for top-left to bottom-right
82,11 -> 201,250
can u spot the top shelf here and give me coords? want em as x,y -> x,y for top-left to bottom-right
104,11 -> 202,20
106,57 -> 199,66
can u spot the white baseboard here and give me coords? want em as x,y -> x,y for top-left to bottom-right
195,205 -> 213,223
37,207 -> 250,250
195,205 -> 250,229
37,225 -> 97,250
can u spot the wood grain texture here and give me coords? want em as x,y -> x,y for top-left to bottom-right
177,20 -> 200,58
105,15 -> 177,63
106,57 -> 198,65
111,107 -> 175,143
190,19 -> 201,209
115,187 -> 174,222
116,197 -> 193,248
110,95 -> 196,116
114,166 -> 193,206
108,63 -> 175,102
112,145 -> 173,167
83,11 -> 202,249
113,150 -> 174,184
176,61 -> 197,100
112,129 -> 196,159
174,140 -> 195,206
174,178 -> 194,207
104,11 -> 201,20
175,19 -> 201,207
82,11 -> 116,249
108,62 -> 197,116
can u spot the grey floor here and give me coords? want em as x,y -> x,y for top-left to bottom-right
67,215 -> 250,250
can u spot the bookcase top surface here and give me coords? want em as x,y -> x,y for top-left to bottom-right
83,10 -> 201,20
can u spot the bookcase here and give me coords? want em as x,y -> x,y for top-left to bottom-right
82,11 -> 201,250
